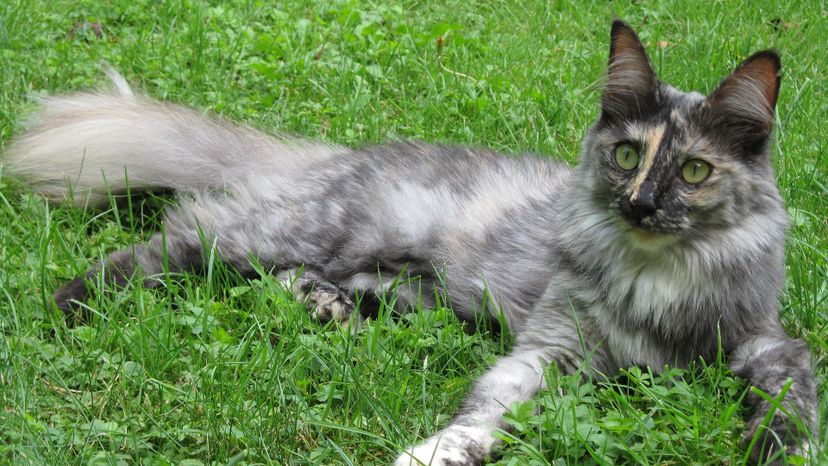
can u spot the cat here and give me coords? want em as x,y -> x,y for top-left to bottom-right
3,20 -> 818,465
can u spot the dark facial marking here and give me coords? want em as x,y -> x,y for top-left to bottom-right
630,179 -> 657,220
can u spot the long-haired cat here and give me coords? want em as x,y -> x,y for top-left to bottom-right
4,21 -> 817,465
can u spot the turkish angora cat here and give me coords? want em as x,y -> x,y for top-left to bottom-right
4,20 -> 816,465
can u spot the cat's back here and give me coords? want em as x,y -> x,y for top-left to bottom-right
351,141 -> 571,236
357,140 -> 571,204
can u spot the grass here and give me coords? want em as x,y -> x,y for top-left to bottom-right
0,0 -> 826,464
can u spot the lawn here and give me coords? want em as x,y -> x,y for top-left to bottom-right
1,0 -> 826,464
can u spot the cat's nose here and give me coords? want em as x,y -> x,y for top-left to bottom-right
630,181 -> 657,219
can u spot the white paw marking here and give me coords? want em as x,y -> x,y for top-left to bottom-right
395,426 -> 487,466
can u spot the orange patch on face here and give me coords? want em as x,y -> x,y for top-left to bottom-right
630,123 -> 667,201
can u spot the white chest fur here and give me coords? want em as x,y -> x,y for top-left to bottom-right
592,250 -> 709,368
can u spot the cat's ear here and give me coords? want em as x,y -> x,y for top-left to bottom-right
601,20 -> 659,121
706,51 -> 781,151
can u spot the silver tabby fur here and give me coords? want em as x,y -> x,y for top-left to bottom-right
4,21 -> 817,465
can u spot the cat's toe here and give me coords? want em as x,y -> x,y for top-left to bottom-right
395,428 -> 485,466
308,289 -> 354,322
395,443 -> 482,466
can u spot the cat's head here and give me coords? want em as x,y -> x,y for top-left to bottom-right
579,21 -> 784,249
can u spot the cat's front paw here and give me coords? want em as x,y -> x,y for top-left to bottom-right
395,427 -> 485,466
744,410 -> 811,465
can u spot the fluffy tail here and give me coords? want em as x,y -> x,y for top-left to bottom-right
3,67 -> 343,207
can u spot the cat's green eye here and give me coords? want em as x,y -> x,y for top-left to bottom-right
614,144 -> 639,170
681,159 -> 712,183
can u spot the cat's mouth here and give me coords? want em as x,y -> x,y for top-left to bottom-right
629,227 -> 662,241
623,225 -> 680,250
611,212 -> 681,250
616,205 -> 679,234
605,199 -> 683,248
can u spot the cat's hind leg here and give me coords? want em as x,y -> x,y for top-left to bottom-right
53,195 -> 267,313
53,234 -> 357,324
53,228 -> 208,313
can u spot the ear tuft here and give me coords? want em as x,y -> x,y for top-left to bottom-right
707,51 -> 781,137
601,21 -> 659,120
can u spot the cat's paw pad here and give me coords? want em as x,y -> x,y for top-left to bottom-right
307,288 -> 354,322
395,429 -> 485,466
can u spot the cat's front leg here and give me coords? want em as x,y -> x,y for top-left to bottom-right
395,348 -> 549,466
729,333 -> 818,464
395,341 -> 581,466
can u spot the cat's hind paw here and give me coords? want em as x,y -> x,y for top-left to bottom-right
277,267 -> 355,323
307,287 -> 355,323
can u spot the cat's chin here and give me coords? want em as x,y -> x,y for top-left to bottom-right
624,227 -> 679,251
